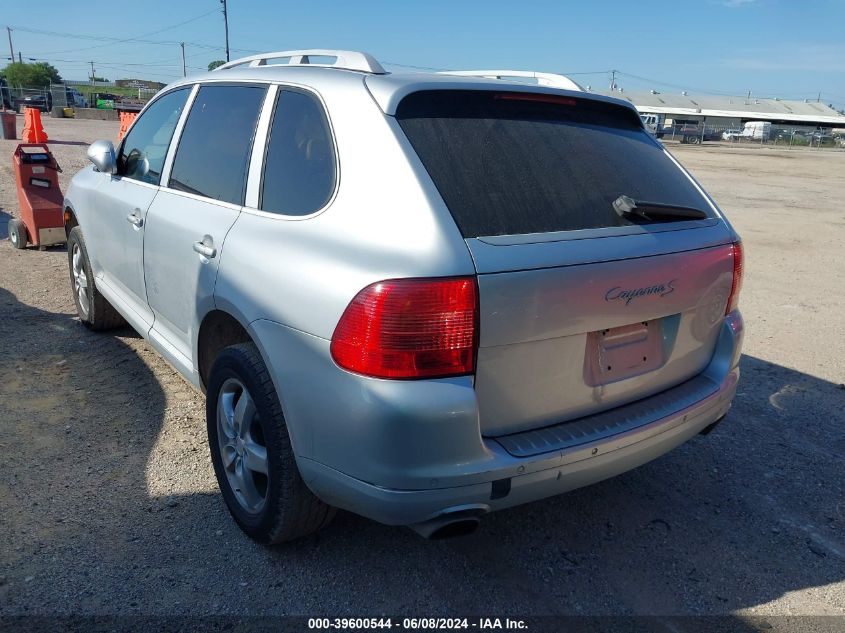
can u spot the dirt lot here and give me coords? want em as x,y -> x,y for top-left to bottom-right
1,116 -> 843,624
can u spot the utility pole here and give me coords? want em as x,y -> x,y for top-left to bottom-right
221,0 -> 230,62
6,27 -> 13,63
180,42 -> 186,77
89,61 -> 95,86
609,69 -> 617,91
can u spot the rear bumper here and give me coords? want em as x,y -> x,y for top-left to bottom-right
254,311 -> 743,527
299,366 -> 738,525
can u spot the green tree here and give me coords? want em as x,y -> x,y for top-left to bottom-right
0,62 -> 62,87
208,60 -> 226,71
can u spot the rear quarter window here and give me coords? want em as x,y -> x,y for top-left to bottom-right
396,90 -> 711,238
259,89 -> 336,216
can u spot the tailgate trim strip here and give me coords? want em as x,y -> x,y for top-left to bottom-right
494,375 -> 720,458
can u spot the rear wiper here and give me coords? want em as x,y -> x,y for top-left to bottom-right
613,195 -> 708,222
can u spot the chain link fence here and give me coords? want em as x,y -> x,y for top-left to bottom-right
1,85 -> 53,112
649,121 -> 844,150
0,83 -> 158,113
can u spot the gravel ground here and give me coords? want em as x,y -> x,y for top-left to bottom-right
0,116 -> 843,624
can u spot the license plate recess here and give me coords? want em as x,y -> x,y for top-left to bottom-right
584,321 -> 664,386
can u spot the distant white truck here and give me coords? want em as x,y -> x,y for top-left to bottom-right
68,87 -> 88,108
742,121 -> 771,140
639,113 -> 664,135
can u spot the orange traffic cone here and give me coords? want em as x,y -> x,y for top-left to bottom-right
21,107 -> 48,143
117,112 -> 137,141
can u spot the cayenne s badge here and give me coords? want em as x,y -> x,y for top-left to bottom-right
605,280 -> 676,305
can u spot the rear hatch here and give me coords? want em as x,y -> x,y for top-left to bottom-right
396,89 -> 736,436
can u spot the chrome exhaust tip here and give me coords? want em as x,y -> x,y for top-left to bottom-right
427,518 -> 480,540
409,507 -> 487,539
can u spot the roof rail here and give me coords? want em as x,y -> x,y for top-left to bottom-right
438,70 -> 583,92
213,49 -> 387,74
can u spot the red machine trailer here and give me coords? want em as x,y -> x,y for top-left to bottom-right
8,143 -> 65,249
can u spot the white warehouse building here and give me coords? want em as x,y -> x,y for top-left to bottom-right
592,90 -> 845,131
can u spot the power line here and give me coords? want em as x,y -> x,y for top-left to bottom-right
382,60 -> 445,72
25,48 -> 212,65
13,9 -> 220,55
556,70 -> 613,76
603,71 -> 845,108
30,56 -> 187,68
7,35 -> 843,108
10,24 -> 220,56
614,71 -> 741,96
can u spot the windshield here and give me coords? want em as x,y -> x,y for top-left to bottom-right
396,90 -> 713,238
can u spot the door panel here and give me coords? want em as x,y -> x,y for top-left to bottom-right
87,176 -> 158,326
143,83 -> 268,366
87,86 -> 192,328
143,191 -> 240,363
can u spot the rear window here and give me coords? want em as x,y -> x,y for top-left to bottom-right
396,90 -> 712,238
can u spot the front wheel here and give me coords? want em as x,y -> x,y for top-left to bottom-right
66,226 -> 126,330
207,343 -> 335,543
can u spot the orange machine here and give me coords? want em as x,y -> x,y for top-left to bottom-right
8,143 -> 65,250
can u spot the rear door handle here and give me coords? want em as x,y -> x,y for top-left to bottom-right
193,239 -> 217,259
126,209 -> 143,227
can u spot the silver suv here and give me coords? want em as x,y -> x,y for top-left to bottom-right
64,50 -> 744,542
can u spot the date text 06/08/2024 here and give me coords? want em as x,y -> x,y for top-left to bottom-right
307,618 -> 528,630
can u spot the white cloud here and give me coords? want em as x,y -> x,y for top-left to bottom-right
723,0 -> 759,7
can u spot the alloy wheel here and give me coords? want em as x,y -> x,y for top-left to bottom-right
217,377 -> 269,513
71,243 -> 90,318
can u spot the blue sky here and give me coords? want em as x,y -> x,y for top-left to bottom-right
3,0 -> 844,109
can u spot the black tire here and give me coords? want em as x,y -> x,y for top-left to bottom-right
8,218 -> 27,249
66,226 -> 126,331
207,343 -> 335,543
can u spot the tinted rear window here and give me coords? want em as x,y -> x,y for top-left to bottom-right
260,89 -> 336,216
396,90 -> 711,238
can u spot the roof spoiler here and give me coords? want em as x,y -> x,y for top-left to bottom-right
437,70 -> 583,92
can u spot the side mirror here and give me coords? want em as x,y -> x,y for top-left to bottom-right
87,140 -> 117,175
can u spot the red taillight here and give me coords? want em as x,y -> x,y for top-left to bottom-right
330,277 -> 478,379
726,241 -> 743,314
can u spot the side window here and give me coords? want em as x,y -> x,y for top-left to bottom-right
168,84 -> 267,205
119,87 -> 190,185
260,90 -> 336,216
